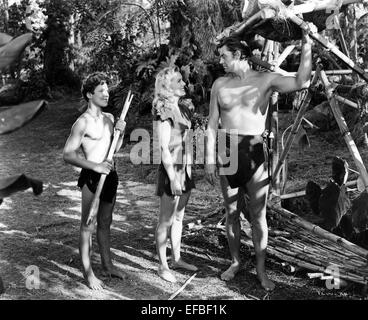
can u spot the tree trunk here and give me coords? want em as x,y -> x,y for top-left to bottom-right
2,0 -> 9,34
169,0 -> 225,62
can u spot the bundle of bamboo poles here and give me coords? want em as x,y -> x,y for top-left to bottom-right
254,205 -> 368,285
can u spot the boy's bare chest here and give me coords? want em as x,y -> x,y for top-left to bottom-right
84,119 -> 113,142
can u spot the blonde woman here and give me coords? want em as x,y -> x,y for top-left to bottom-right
153,67 -> 198,283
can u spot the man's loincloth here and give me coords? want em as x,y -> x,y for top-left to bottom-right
78,169 -> 118,203
155,163 -> 195,197
222,134 -> 267,189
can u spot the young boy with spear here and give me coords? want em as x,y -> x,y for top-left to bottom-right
63,72 -> 131,290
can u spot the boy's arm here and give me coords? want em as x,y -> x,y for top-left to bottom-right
63,118 -> 112,174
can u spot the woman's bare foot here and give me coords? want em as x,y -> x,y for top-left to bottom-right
257,271 -> 275,291
101,265 -> 126,280
158,266 -> 177,283
220,262 -> 240,281
85,273 -> 104,290
172,258 -> 198,272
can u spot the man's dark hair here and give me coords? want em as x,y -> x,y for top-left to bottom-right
217,36 -> 251,60
81,72 -> 110,101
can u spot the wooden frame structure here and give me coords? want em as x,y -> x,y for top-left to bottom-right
245,3 -> 368,204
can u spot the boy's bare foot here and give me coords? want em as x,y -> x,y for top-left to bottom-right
172,259 -> 198,272
101,266 -> 126,280
220,263 -> 240,281
257,271 -> 275,291
86,273 -> 104,290
158,266 -> 177,283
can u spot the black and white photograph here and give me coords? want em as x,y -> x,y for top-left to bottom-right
1,0 -> 368,308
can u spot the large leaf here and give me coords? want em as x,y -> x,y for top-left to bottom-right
0,33 -> 13,47
0,174 -> 43,205
0,33 -> 33,71
0,100 -> 47,135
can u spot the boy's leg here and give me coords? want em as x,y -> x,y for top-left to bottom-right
156,193 -> 179,282
246,164 -> 274,291
80,185 -> 104,290
97,197 -> 125,279
170,191 -> 198,272
219,175 -> 242,281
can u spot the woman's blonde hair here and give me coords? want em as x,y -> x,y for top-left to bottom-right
153,66 -> 180,107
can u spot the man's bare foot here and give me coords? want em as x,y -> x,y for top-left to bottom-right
86,273 -> 104,290
172,259 -> 198,272
257,271 -> 275,291
220,263 -> 240,281
158,266 -> 177,283
101,265 -> 126,280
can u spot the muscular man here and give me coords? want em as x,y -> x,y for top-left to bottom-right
205,31 -> 312,291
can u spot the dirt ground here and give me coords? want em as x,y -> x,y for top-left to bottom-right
0,98 -> 367,301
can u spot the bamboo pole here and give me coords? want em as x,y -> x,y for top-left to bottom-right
268,205 -> 368,258
272,69 -> 320,182
280,180 -> 358,199
168,273 -> 197,300
287,69 -> 368,76
292,0 -> 367,15
287,13 -> 368,82
275,45 -> 296,68
266,244 -> 368,285
268,41 -> 282,201
334,15 -> 350,58
334,95 -> 358,109
319,70 -> 368,192
271,236 -> 364,268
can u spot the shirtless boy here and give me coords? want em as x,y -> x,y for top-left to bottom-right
63,72 -> 126,290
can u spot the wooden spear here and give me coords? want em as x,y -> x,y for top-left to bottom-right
86,91 -> 133,225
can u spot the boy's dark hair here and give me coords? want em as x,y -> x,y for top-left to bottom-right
81,72 -> 110,101
217,36 -> 251,60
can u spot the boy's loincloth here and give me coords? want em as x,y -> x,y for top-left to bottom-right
78,169 -> 118,203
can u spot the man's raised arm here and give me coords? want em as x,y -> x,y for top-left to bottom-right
270,27 -> 313,94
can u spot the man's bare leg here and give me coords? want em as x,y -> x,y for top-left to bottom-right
220,176 -> 241,281
156,193 -> 178,283
247,165 -> 275,291
97,198 -> 126,280
80,186 -> 104,290
170,191 -> 198,272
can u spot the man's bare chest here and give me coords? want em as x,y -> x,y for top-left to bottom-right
218,84 -> 263,110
